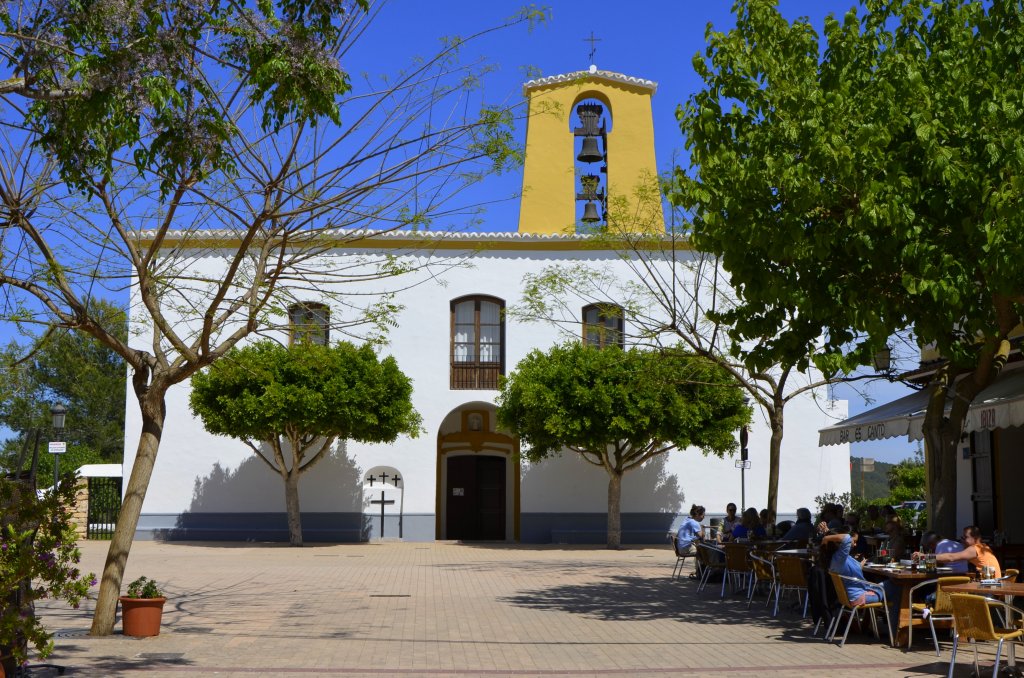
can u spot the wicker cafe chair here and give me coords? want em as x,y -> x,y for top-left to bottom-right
748,552 -> 776,610
695,543 -> 726,593
671,534 -> 698,580
827,572 -> 894,648
987,568 -> 1020,627
722,543 -> 754,599
947,594 -> 1024,678
908,575 -> 970,655
773,555 -> 810,618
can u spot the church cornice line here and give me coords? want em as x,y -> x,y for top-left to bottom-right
134,228 -> 690,252
523,69 -> 658,94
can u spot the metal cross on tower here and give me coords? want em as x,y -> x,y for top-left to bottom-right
583,31 -> 601,65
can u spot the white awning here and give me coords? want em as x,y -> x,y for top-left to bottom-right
907,366 -> 1024,441
820,366 -> 1024,447
818,389 -> 930,447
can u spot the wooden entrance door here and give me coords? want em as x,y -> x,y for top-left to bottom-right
446,455 -> 506,540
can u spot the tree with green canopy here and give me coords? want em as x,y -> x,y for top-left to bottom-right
0,0 -> 543,633
513,193 -> 877,532
496,342 -> 750,549
672,0 -> 1024,536
1,300 -> 127,469
189,340 -> 421,546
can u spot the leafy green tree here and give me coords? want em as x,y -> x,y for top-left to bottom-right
0,300 -> 126,465
0,1 -> 539,634
672,0 -> 1024,536
189,340 -> 421,546
888,450 -> 926,505
1,441 -> 106,487
514,218 -> 873,531
496,343 -> 749,549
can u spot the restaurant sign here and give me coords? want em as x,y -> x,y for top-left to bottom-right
837,422 -> 886,444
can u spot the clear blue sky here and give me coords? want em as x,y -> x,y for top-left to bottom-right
1,0 -> 919,462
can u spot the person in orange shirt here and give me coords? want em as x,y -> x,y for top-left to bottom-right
926,525 -> 1001,578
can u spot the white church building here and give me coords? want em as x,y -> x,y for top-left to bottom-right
123,68 -> 851,543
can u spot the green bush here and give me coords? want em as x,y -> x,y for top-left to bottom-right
1,474 -> 95,668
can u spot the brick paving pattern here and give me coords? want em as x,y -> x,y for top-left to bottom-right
30,541 -> 989,677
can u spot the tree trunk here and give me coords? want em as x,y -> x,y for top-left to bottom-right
924,341 -> 1010,538
606,470 -> 622,550
90,387 -> 166,636
765,405 -> 784,533
924,418 -> 959,539
284,470 -> 304,547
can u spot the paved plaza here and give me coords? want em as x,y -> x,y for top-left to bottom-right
31,540 -> 992,677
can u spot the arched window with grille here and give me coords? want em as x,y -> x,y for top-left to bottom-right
582,303 -> 624,349
288,302 -> 330,346
451,296 -> 504,389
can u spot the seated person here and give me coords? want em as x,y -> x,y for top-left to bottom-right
822,525 -> 898,628
781,507 -> 814,542
720,503 -> 740,541
844,515 -> 871,559
883,514 -> 906,559
861,504 -> 883,533
928,525 -> 1001,577
914,531 -> 968,573
675,504 -> 706,554
759,509 -> 773,537
732,507 -> 767,540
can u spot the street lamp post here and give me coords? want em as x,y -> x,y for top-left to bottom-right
738,397 -> 750,513
49,403 -> 67,488
739,425 -> 748,512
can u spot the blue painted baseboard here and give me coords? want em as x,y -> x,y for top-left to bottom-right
136,511 -> 784,544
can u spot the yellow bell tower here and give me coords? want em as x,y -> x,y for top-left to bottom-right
517,67 -> 663,235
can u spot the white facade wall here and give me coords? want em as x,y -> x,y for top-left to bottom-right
124,239 -> 851,541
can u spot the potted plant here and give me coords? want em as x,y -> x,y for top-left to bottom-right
118,576 -> 167,637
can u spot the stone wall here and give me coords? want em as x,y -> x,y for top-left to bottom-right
71,479 -> 88,540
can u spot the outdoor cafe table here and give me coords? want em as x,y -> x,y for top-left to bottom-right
862,564 -> 943,646
774,548 -> 809,557
943,580 -> 1024,600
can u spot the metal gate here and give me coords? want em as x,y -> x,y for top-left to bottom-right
87,477 -> 122,540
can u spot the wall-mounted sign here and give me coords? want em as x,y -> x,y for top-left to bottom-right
452,488 -> 464,496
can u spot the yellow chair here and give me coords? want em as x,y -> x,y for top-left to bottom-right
828,571 -> 894,647
948,593 -> 1024,678
747,552 -> 775,610
670,533 -> 698,580
986,568 -> 1020,627
722,543 -> 753,599
773,556 -> 809,617
908,575 -> 970,655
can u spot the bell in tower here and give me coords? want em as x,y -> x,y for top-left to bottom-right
574,102 -> 607,227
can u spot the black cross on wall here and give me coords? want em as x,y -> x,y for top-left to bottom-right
369,491 -> 396,539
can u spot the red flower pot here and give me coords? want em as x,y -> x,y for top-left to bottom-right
118,596 -> 167,637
